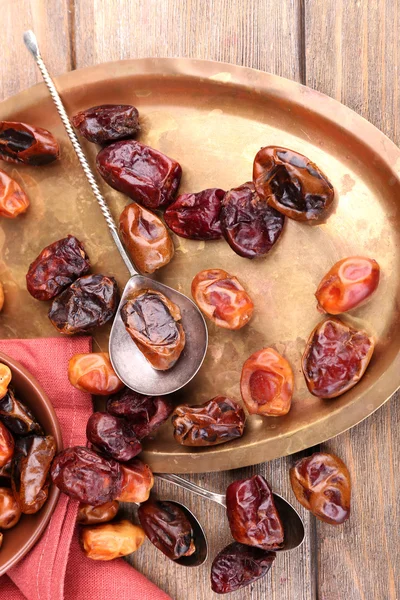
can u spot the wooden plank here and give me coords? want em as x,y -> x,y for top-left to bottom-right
73,1 -> 314,599
305,1 -> 400,599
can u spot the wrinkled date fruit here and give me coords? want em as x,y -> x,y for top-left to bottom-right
302,318 -> 374,398
0,388 -> 43,436
138,498 -> 195,560
80,519 -> 145,560
191,268 -> 254,330
51,446 -> 123,506
119,202 -> 174,274
172,396 -> 245,447
240,348 -> 294,417
290,452 -> 351,524
0,121 -> 59,165
26,235 -> 90,301
226,475 -> 284,550
0,169 -> 29,218
315,256 -> 380,315
86,412 -> 142,462
121,289 -> 185,370
0,363 -> 12,399
96,140 -> 182,209
211,542 -> 276,594
220,182 -> 285,258
72,104 -> 140,144
49,274 -> 118,334
107,388 -> 173,439
77,500 -> 119,525
164,188 -> 225,240
253,146 -> 334,221
117,459 -> 154,503
12,435 -> 56,514
68,353 -> 124,395
0,487 -> 21,529
0,421 -> 14,468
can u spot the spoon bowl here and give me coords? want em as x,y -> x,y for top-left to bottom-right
167,501 -> 208,567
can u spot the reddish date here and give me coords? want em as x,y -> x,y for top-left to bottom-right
121,289 -> 185,370
220,182 -> 285,258
0,388 -> 43,436
0,169 -> 29,218
240,348 -> 294,417
253,146 -> 334,221
26,235 -> 90,301
107,388 -> 173,439
138,498 -> 195,560
290,452 -> 351,524
48,274 -> 118,334
0,421 -> 14,468
191,268 -> 254,330
51,446 -> 123,506
211,542 -> 276,594
86,412 -> 142,462
0,487 -> 21,529
0,121 -> 59,165
77,500 -> 119,525
119,202 -> 174,274
164,188 -> 225,240
72,104 -> 140,144
226,475 -> 284,550
172,396 -> 245,447
68,353 -> 124,396
96,140 -> 182,209
302,318 -> 374,398
315,256 -> 380,314
118,459 -> 154,503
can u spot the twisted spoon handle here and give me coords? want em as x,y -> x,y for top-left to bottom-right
23,30 -> 137,277
156,473 -> 227,507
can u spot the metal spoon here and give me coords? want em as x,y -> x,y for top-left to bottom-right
23,30 -> 208,396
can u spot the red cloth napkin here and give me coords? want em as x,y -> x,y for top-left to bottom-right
0,338 -> 171,600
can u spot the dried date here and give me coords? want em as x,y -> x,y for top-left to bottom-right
138,498 -> 195,560
0,363 -> 11,399
80,519 -> 145,560
172,396 -> 245,447
226,475 -> 284,550
68,353 -> 124,395
211,542 -> 276,594
0,422 -> 14,468
96,140 -> 182,209
302,318 -> 374,398
48,274 -> 118,334
220,182 -> 285,258
77,500 -> 119,525
72,104 -> 140,144
119,202 -> 174,273
164,188 -> 225,240
0,121 -> 59,165
191,268 -> 254,330
0,388 -> 43,436
0,487 -> 21,529
253,146 -> 334,221
0,169 -> 29,218
86,412 -> 142,462
121,289 -> 185,370
117,459 -> 154,503
290,452 -> 351,524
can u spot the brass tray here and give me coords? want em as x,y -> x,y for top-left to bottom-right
0,59 -> 399,473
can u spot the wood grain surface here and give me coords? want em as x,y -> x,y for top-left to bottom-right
0,1 -> 399,599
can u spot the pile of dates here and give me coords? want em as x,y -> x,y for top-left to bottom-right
0,362 -> 56,548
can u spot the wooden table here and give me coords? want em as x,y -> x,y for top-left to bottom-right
2,1 -> 399,598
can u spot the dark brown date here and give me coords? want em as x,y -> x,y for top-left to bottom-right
172,396 -> 245,447
96,140 -> 182,209
138,498 -> 195,560
0,388 -> 43,436
48,274 -> 118,335
0,421 -> 14,467
121,289 -> 185,370
302,318 -> 374,398
290,452 -> 351,524
0,169 -> 29,218
0,487 -> 21,529
106,388 -> 173,439
12,435 -> 56,514
26,235 -> 90,301
253,146 -> 334,221
117,459 -> 154,503
226,475 -> 284,550
86,412 -> 142,462
211,542 -> 276,594
72,104 -> 140,144
77,500 -> 119,525
0,121 -> 59,165
51,446 -> 122,506
164,188 -> 225,240
220,182 -> 285,258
